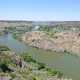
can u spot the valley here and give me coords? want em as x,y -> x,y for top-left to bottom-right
0,21 -> 80,80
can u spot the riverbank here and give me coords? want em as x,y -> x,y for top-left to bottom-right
22,31 -> 80,56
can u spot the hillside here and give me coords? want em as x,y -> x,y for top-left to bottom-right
22,31 -> 80,56
0,46 -> 66,80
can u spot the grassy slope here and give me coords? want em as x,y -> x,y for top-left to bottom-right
0,46 -> 64,80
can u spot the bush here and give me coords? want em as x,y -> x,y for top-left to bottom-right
10,73 -> 16,79
0,63 -> 12,72
37,63 -> 45,70
46,68 -> 63,77
21,53 -> 36,63
0,46 -> 10,51
57,71 -> 63,78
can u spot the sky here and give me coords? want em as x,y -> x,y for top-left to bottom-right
0,0 -> 80,21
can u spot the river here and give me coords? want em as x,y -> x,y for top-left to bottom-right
0,33 -> 80,80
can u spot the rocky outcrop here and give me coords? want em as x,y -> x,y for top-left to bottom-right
22,31 -> 80,55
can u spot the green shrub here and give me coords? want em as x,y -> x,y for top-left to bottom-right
0,46 -> 10,51
37,63 -> 45,70
0,63 -> 11,72
10,73 -> 16,79
46,68 -> 63,77
21,53 -> 36,63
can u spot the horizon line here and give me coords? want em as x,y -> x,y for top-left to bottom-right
0,20 -> 80,22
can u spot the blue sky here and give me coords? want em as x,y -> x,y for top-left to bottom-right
0,0 -> 80,21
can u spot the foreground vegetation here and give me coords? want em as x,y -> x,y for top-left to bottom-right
0,46 -> 68,80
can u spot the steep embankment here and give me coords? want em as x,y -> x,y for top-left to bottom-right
22,31 -> 80,56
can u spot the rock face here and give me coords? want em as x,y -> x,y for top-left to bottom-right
22,31 -> 59,51
52,32 -> 80,55
22,31 -> 80,55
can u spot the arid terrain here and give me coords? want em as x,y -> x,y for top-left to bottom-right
22,31 -> 80,56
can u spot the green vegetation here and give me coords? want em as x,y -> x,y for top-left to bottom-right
21,53 -> 36,63
0,32 -> 4,36
38,26 -> 57,38
12,32 -> 22,41
20,52 -> 63,77
0,45 -> 63,80
38,26 -> 56,33
38,26 -> 52,32
0,45 -> 10,51
46,68 -> 63,78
